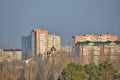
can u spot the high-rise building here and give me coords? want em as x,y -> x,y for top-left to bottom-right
22,29 -> 61,60
21,35 -> 32,60
31,29 -> 48,58
30,30 -> 35,55
48,34 -> 61,52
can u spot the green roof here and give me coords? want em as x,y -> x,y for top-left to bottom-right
75,41 -> 120,46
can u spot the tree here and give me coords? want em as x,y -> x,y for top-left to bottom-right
84,64 -> 99,80
60,61 -> 120,80
0,61 -> 22,80
61,62 -> 88,80
97,61 -> 120,80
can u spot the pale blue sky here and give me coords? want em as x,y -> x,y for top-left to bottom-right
0,0 -> 120,48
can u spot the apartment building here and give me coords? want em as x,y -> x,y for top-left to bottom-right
31,29 -> 48,58
48,34 -> 61,52
22,29 -> 48,59
0,49 -> 22,62
22,29 -> 61,60
73,33 -> 120,65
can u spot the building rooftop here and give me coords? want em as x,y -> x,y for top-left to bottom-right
75,41 -> 120,46
3,49 -> 22,51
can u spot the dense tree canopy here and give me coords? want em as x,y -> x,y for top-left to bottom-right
60,62 -> 120,80
62,63 -> 88,80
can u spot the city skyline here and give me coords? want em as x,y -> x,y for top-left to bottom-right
21,29 -> 61,60
0,0 -> 120,48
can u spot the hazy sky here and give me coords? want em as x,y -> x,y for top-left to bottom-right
0,0 -> 120,48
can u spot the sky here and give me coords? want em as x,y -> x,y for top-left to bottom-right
0,0 -> 120,48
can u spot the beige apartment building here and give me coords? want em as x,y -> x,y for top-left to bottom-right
48,34 -> 61,52
75,42 -> 120,65
0,49 -> 22,62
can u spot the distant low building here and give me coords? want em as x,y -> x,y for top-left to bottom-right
0,49 -> 4,62
0,49 -> 22,62
61,46 -> 72,53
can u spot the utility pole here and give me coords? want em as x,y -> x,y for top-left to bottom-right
7,41 -> 10,50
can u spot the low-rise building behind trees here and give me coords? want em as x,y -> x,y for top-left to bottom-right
0,49 -> 22,62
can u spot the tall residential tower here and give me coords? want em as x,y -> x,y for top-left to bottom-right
22,29 -> 61,60
22,29 -> 48,60
31,29 -> 48,58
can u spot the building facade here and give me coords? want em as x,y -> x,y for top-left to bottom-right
22,29 -> 48,59
22,29 -> 62,60
73,33 -> 120,65
75,41 -> 120,65
48,34 -> 61,52
21,36 -> 30,60
0,49 -> 22,62
31,29 -> 48,58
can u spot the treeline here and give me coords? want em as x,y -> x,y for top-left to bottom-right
0,52 -> 72,80
59,62 -> 120,80
0,52 -> 120,80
